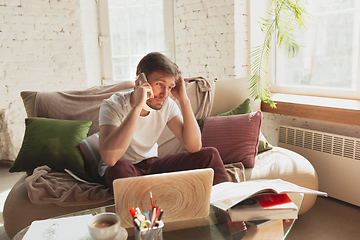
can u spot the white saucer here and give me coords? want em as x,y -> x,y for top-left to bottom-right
115,227 -> 128,240
84,227 -> 128,240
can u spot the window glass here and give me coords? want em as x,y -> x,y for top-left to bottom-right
273,0 -> 360,98
109,8 -> 128,56
147,6 -> 166,53
113,57 -> 129,80
127,7 -> 148,55
107,0 -> 126,7
107,0 -> 166,81
313,0 -> 354,12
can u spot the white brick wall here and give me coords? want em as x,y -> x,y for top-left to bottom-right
174,0 -> 249,80
0,0 -> 99,160
79,0 -> 101,88
1,0 -> 247,161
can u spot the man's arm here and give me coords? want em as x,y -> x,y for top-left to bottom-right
99,106 -> 142,167
99,78 -> 151,166
167,74 -> 202,153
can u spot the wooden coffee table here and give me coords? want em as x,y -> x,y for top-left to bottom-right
12,193 -> 303,240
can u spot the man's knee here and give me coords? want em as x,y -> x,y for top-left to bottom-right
198,147 -> 221,160
202,146 -> 220,154
192,147 -> 223,167
197,147 -> 229,184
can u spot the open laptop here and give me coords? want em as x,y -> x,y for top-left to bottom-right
113,168 -> 214,228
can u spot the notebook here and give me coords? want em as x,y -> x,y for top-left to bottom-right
113,168 -> 214,228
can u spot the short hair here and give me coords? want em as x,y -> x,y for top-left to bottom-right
136,52 -> 180,81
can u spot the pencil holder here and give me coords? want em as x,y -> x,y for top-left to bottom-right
134,221 -> 164,240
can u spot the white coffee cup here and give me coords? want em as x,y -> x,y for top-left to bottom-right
87,212 -> 121,240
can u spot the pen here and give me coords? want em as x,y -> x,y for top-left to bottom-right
136,207 -> 142,216
135,207 -> 146,223
129,207 -> 141,230
157,208 -> 164,221
150,207 -> 157,226
133,218 -> 140,231
129,207 -> 136,218
149,191 -> 154,210
143,210 -> 150,221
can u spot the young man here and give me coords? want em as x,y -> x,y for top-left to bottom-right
98,52 -> 230,190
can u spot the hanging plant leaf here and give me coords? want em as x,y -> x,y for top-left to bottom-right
249,0 -> 310,108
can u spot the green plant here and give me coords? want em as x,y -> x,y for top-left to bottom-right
249,0 -> 309,108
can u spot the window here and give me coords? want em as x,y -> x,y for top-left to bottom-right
97,0 -> 175,84
271,0 -> 360,100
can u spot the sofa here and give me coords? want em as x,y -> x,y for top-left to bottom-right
3,77 -> 318,239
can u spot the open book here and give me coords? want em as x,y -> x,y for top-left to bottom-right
23,214 -> 92,240
210,179 -> 327,211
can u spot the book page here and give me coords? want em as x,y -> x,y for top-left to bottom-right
23,214 -> 91,240
65,169 -> 91,184
210,179 -> 327,211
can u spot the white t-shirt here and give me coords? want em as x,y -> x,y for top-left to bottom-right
98,91 -> 181,175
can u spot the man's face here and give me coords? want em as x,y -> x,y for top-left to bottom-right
146,71 -> 176,110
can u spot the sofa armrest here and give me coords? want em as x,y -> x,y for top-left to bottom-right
3,175 -> 114,239
20,91 -> 37,118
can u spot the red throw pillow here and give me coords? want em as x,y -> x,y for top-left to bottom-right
201,111 -> 262,167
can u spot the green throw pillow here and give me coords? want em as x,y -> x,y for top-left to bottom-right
197,98 -> 273,153
9,117 -> 92,176
217,98 -> 253,117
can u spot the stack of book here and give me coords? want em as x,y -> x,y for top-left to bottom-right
210,179 -> 327,225
228,193 -> 297,222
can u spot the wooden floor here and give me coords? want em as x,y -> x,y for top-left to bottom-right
287,196 -> 360,240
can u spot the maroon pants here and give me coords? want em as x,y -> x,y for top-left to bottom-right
103,146 -> 230,191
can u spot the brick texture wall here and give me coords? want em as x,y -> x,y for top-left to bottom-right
0,0 -> 248,161
174,0 -> 249,80
0,0 -> 97,160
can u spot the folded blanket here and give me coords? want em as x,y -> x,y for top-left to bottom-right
25,166 -> 113,206
224,162 -> 246,183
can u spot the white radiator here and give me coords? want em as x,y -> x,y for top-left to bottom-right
278,125 -> 360,207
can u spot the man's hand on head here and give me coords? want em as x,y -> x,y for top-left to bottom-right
171,73 -> 188,102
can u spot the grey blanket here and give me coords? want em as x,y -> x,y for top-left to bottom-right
25,166 -> 113,206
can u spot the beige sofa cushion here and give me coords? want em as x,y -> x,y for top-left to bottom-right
20,91 -> 37,117
20,81 -> 135,136
211,77 -> 261,116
